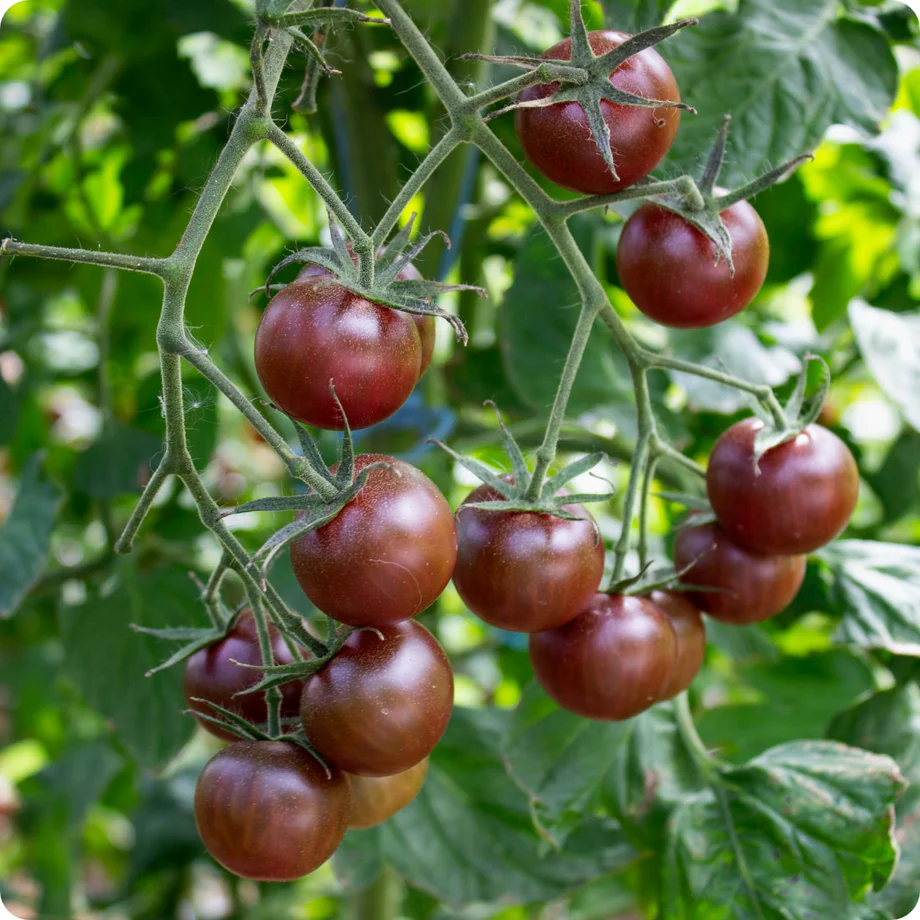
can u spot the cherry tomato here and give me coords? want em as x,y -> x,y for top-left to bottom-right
184,611 -> 304,742
673,521 -> 806,625
707,419 -> 859,555
452,483 -> 604,633
194,741 -> 350,881
254,278 -> 421,430
298,256 -> 435,376
515,31 -> 681,195
347,757 -> 429,830
616,199 -> 769,329
291,455 -> 457,628
301,620 -> 453,776
648,590 -> 705,698
529,593 -> 677,721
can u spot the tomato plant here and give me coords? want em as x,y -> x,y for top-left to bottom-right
1,0 -> 917,917
194,741 -> 351,881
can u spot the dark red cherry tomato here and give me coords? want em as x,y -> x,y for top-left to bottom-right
297,256 -> 435,377
301,620 -> 453,776
347,757 -> 429,830
707,418 -> 859,555
673,522 -> 806,625
194,741 -> 350,881
648,590 -> 705,698
515,31 -> 681,195
616,199 -> 769,329
452,483 -> 604,633
184,611 -> 305,742
254,278 -> 421,430
529,593 -> 677,721
290,455 -> 457,628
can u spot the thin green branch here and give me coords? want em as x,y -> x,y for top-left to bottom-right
0,238 -> 166,275
555,175 -> 704,219
638,455 -> 659,569
115,460 -> 172,554
464,63 -> 589,112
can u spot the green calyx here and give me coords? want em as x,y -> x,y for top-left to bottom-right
265,213 -> 481,345
648,115 -> 814,274
747,354 -> 832,466
433,402 -> 615,520
467,2 -> 696,185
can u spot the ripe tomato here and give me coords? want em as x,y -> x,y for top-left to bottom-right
194,741 -> 350,881
184,611 -> 304,742
451,483 -> 604,633
616,200 -> 769,329
301,620 -> 453,776
515,31 -> 681,195
673,521 -> 806,625
254,277 -> 421,430
290,455 -> 457,628
648,590 -> 705,698
529,593 -> 677,721
298,257 -> 435,376
707,419 -> 859,555
347,757 -> 429,830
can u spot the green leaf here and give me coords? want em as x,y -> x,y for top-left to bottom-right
334,828 -> 385,891
660,741 -> 904,918
666,0 -> 899,187
502,219 -> 640,436
0,455 -> 63,618
379,707 -> 636,905
73,423 -> 163,500
596,0 -> 671,30
850,300 -> 920,431
819,541 -> 920,657
869,430 -> 920,524
697,650 -> 876,763
829,684 -> 920,918
0,375 -> 23,446
667,322 -> 801,414
502,682 -> 632,847
60,563 -> 200,768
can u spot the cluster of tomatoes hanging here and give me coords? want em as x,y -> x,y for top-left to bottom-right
182,28 -> 859,885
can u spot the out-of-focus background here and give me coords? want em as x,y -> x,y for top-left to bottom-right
1,0 -> 920,917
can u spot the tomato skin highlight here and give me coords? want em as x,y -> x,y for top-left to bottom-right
194,741 -> 350,881
707,419 -> 860,555
515,31 -> 681,195
301,620 -> 454,777
674,522 -> 806,625
183,611 -> 304,742
452,484 -> 605,633
291,454 -> 457,629
616,199 -> 770,329
529,593 -> 677,721
254,278 -> 422,431
297,257 -> 435,376
347,758 -> 429,829
649,590 -> 706,698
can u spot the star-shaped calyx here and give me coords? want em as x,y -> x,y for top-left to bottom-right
647,115 -> 814,274
464,0 -> 697,185
433,402 -> 616,518
264,212 -> 483,345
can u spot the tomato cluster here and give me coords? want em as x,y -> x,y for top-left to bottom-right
515,29 -> 770,330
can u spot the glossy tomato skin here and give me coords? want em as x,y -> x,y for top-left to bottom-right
254,278 -> 421,430
347,757 -> 429,830
529,593 -> 677,721
184,611 -> 304,742
707,419 -> 859,555
515,31 -> 681,195
194,741 -> 350,881
301,620 -> 453,777
452,484 -> 605,633
297,257 -> 435,376
616,200 -> 769,329
673,522 -> 806,625
649,590 -> 706,698
290,455 -> 457,628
